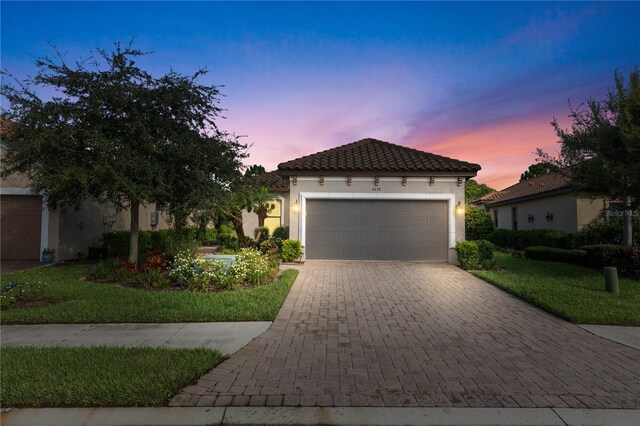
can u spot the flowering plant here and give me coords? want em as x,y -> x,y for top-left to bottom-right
168,249 -> 198,283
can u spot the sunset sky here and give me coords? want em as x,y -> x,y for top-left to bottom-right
2,2 -> 639,189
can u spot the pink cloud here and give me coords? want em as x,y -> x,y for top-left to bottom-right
409,115 -> 562,190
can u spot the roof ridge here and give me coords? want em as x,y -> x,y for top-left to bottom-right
278,137 -> 481,173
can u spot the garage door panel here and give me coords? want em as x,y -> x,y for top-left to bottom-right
375,215 -> 394,227
429,216 -> 446,228
428,231 -> 447,244
306,199 -> 447,261
359,215 -> 375,227
395,216 -> 412,227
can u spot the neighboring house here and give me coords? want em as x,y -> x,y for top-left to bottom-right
244,138 -> 480,263
241,172 -> 290,237
1,146 -> 171,262
472,171 -> 607,233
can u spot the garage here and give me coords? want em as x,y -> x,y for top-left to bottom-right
0,195 -> 42,260
305,199 -> 448,261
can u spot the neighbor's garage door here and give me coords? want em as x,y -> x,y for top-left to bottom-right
306,199 -> 448,261
0,195 -> 42,260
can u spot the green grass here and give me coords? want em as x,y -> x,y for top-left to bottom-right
0,346 -> 221,407
472,252 -> 640,325
1,265 -> 298,324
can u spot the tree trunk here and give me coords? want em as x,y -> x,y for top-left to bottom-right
129,200 -> 140,263
623,196 -> 633,248
258,213 -> 266,227
231,210 -> 245,239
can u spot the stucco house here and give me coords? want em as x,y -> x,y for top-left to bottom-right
243,138 -> 481,263
472,171 -> 607,233
1,146 -> 170,262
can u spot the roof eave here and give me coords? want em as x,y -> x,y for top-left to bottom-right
276,169 -> 479,177
484,187 -> 573,208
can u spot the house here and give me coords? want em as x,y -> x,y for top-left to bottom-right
1,148 -> 171,262
472,171 -> 607,232
243,138 -> 480,262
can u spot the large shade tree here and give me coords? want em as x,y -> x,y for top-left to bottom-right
539,69 -> 640,247
465,179 -> 495,203
1,42 -> 246,262
519,162 -> 560,181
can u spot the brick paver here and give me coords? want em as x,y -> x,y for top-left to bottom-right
172,261 -> 640,408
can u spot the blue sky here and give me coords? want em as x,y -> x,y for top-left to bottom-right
2,1 -> 639,188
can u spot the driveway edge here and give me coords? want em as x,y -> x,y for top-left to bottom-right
3,407 -> 639,426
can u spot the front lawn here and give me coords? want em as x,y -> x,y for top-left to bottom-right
472,252 -> 640,325
0,346 -> 221,407
0,264 -> 298,324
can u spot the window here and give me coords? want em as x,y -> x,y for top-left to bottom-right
512,207 -> 518,230
493,210 -> 498,227
263,199 -> 282,234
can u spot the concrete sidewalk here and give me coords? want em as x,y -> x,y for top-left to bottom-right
0,322 -> 271,355
2,407 -> 639,426
578,324 -> 640,350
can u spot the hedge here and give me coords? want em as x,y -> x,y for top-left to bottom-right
523,246 -> 588,266
102,229 -> 197,259
583,244 -> 640,280
487,229 -> 572,250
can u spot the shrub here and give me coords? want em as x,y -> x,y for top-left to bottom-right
139,251 -> 169,272
94,259 -> 120,280
465,206 -> 494,240
281,240 -> 303,262
487,229 -> 572,250
583,244 -> 640,280
476,240 -> 495,269
205,227 -> 217,245
187,260 -> 226,292
254,226 -> 269,242
217,222 -> 238,248
233,248 -> 273,286
572,217 -> 640,247
259,238 -> 281,257
135,269 -> 170,289
524,246 -> 588,265
272,226 -> 289,241
455,241 -> 480,270
168,249 -> 198,284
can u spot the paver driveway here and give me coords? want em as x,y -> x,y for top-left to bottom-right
171,262 -> 640,408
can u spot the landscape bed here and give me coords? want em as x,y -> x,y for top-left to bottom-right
0,264 -> 298,324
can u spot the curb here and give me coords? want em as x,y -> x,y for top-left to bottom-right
2,406 -> 639,426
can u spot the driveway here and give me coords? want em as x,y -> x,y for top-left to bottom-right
171,261 -> 640,408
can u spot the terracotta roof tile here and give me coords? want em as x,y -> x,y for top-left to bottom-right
277,138 -> 481,174
249,171 -> 289,192
480,172 -> 572,206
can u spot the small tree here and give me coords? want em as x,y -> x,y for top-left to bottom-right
520,162 -> 560,181
465,179 -> 495,203
246,187 -> 277,227
1,42 -> 246,262
539,69 -> 640,247
465,205 -> 494,240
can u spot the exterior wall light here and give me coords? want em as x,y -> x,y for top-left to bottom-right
546,212 -> 553,222
455,201 -> 465,215
291,200 -> 300,213
528,214 -> 535,223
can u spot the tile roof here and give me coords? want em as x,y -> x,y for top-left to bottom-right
249,171 -> 289,192
277,138 -> 481,174
478,171 -> 572,206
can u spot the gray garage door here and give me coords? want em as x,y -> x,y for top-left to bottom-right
306,199 -> 448,261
